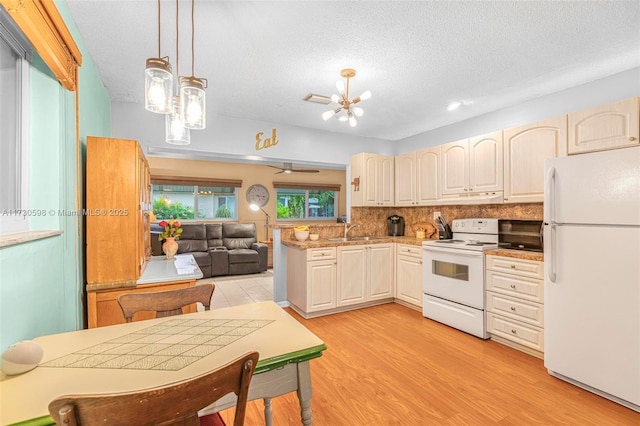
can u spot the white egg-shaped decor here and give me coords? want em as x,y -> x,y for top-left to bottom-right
1,340 -> 44,375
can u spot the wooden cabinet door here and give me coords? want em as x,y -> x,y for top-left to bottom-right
378,155 -> 395,205
396,254 -> 423,307
86,137 -> 144,285
368,244 -> 394,300
568,97 -> 639,154
468,131 -> 503,193
308,260 -> 337,312
416,146 -> 440,205
337,246 -> 367,306
363,154 -> 379,206
503,116 -> 567,203
441,139 -> 468,195
394,153 -> 416,206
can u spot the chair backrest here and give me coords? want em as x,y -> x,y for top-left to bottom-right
118,284 -> 215,323
48,351 -> 259,426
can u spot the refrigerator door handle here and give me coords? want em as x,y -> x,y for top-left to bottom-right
545,166 -> 556,224
549,224 -> 557,283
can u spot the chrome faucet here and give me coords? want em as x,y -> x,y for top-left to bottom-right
344,223 -> 361,239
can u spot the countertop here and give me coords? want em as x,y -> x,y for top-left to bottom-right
282,235 -> 432,249
485,248 -> 544,262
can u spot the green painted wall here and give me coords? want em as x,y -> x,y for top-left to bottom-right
0,1 -> 111,351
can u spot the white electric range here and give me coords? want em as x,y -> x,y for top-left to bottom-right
422,218 -> 499,338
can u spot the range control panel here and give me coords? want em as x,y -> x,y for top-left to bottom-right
451,218 -> 499,234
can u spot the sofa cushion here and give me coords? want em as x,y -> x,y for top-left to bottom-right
222,223 -> 257,249
177,239 -> 207,253
228,248 -> 258,264
176,224 -> 207,253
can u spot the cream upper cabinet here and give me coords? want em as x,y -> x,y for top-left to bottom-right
441,131 -> 503,196
568,97 -> 639,155
441,139 -> 468,195
351,153 -> 395,206
394,146 -> 440,206
415,146 -> 441,205
394,152 -> 416,206
503,116 -> 567,203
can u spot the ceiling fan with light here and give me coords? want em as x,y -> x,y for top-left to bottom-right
322,68 -> 371,127
268,162 -> 320,174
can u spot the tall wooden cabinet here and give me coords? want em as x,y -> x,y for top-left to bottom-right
86,136 -> 151,287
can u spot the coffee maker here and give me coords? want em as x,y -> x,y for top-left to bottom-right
387,215 -> 405,236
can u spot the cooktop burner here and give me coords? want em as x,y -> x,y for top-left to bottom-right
422,219 -> 499,252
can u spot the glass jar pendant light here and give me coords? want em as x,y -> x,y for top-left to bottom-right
166,96 -> 191,145
180,76 -> 206,129
179,0 -> 207,130
145,0 -> 172,114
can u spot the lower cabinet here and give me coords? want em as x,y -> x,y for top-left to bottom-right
287,243 -> 393,318
485,255 -> 544,358
287,247 -> 337,316
395,244 -> 423,309
337,243 -> 394,307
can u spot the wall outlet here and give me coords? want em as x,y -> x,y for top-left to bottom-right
433,211 -> 441,219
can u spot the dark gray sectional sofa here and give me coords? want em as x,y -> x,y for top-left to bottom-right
151,223 -> 268,278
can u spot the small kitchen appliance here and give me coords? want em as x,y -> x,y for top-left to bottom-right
498,219 -> 543,252
422,218 -> 499,339
387,215 -> 405,236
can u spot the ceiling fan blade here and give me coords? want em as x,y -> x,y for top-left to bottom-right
291,169 -> 320,173
266,165 -> 282,170
274,170 -> 285,174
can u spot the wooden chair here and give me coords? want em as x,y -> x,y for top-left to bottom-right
48,351 -> 259,426
117,284 -> 215,323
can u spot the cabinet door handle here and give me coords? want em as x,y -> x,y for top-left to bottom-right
511,329 -> 517,334
630,136 -> 637,141
510,306 -> 516,311
510,264 -> 516,269
510,284 -> 516,289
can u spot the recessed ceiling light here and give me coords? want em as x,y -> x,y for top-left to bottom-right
447,101 -> 462,111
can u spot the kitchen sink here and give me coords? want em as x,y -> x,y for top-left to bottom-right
326,236 -> 388,242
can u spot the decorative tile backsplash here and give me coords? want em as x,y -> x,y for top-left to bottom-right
350,203 -> 543,237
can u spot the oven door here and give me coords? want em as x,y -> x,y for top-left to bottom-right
422,246 -> 484,310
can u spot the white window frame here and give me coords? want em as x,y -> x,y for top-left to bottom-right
0,15 -> 30,236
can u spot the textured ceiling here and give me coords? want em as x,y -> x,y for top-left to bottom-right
65,0 -> 640,141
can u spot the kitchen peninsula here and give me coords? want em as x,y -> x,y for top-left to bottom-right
274,223 -> 430,318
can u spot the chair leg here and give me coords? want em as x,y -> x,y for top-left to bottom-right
263,397 -> 273,426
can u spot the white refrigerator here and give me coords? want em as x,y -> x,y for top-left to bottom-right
544,146 -> 640,411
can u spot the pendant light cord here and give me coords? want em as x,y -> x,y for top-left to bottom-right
191,0 -> 195,77
157,0 -> 161,57
176,0 -> 180,79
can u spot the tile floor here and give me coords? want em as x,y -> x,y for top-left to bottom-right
198,270 -> 274,309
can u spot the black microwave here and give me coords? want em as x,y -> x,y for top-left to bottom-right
498,219 -> 544,252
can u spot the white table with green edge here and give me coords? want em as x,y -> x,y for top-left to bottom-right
0,301 -> 327,426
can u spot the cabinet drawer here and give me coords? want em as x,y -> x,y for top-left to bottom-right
487,312 -> 544,352
486,270 -> 543,303
307,247 -> 336,261
486,291 -> 544,328
486,255 -> 543,279
397,244 -> 422,258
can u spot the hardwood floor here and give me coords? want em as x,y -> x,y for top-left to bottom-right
219,303 -> 639,425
